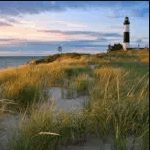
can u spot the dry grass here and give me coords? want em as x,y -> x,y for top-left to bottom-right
0,59 -> 92,107
59,55 -> 110,64
0,51 -> 149,150
7,67 -> 149,150
138,49 -> 149,63
108,49 -> 149,64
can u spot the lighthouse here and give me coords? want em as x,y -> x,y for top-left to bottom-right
123,17 -> 130,50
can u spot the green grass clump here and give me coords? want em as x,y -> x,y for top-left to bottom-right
71,73 -> 91,96
8,101 -> 88,150
64,67 -> 92,78
16,86 -> 42,106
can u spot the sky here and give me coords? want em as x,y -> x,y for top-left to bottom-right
0,1 -> 149,56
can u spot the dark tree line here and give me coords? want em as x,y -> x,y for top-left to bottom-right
108,43 -> 123,52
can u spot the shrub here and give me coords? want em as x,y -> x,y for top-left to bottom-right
108,43 -> 123,52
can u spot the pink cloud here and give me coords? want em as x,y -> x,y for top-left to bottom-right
0,38 -> 27,47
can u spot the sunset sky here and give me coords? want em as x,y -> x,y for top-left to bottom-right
0,1 -> 149,56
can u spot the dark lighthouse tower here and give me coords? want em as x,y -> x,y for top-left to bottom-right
123,17 -> 130,50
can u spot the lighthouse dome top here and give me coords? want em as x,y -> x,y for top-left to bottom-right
124,16 -> 130,25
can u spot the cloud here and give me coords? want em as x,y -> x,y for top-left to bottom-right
0,38 -> 15,41
0,38 -> 108,53
0,35 -> 122,56
49,21 -> 87,28
0,1 -> 66,16
51,1 -> 56,6
5,17 -> 21,24
0,1 -> 148,17
103,33 -> 122,37
0,38 -> 27,47
107,9 -> 124,18
107,1 -> 149,18
37,30 -> 122,40
131,8 -> 149,17
58,1 -> 142,10
104,26 -> 122,30
0,21 -> 12,26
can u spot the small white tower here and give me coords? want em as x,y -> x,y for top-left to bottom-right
123,17 -> 130,50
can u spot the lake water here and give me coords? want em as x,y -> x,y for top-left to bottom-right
0,56 -> 46,69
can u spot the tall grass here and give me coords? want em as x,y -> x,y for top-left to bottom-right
7,65 -> 149,150
0,51 -> 149,150
8,101 -> 88,150
0,62 -> 68,106
135,49 -> 149,64
88,66 -> 149,149
0,59 -> 93,109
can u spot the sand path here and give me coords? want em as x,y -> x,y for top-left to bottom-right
0,113 -> 22,150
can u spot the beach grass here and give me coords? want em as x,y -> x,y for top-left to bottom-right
0,49 -> 149,150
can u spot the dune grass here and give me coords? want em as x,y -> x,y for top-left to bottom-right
0,59 -> 93,110
7,65 -> 149,150
0,50 -> 149,150
138,49 -> 149,64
